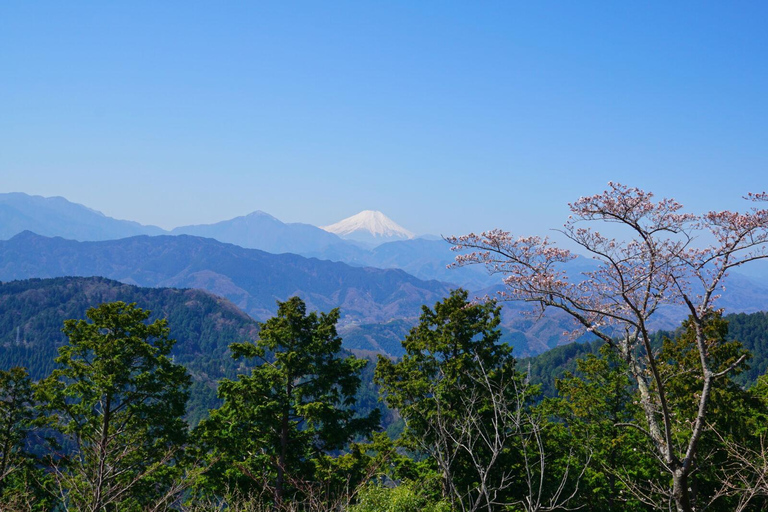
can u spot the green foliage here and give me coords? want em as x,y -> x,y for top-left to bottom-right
551,346 -> 659,511
525,310 -> 768,398
658,312 -> 752,438
654,311 -> 761,510
0,367 -> 35,482
724,311 -> 768,386
2,281 -> 768,509
524,338 -> 604,397
552,312 -> 768,511
375,289 -> 531,508
350,478 -> 451,512
0,277 -> 260,423
36,301 -> 191,511
196,297 -> 380,505
0,367 -> 53,511
749,372 -> 768,435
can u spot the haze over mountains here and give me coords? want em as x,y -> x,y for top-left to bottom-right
171,210 -> 360,258
0,192 -> 166,240
0,231 -> 451,325
3,191 -> 768,356
0,192 -> 497,289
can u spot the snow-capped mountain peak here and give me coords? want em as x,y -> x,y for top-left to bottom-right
321,210 -> 415,244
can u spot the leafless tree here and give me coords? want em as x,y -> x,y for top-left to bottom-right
48,444 -> 178,512
413,354 -> 587,512
708,432 -> 768,511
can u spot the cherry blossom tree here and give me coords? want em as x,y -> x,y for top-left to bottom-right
447,183 -> 768,512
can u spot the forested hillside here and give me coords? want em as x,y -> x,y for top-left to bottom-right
3,276 -> 767,419
2,288 -> 766,511
526,311 -> 768,396
0,276 -> 260,423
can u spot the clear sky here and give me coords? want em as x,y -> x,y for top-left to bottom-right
2,2 -> 767,237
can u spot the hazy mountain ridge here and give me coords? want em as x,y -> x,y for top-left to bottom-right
171,210 -> 365,258
5,192 -> 768,357
0,192 -> 492,288
0,192 -> 165,240
0,231 -> 453,329
0,231 -> 580,356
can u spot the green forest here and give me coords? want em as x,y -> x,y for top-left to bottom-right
4,185 -> 768,512
1,289 -> 767,511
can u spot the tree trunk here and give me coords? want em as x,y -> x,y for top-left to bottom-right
276,382 -> 291,505
94,393 -> 112,512
672,468 -> 693,512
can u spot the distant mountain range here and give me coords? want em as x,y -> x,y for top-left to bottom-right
0,231 -> 581,356
3,230 -> 767,358
3,192 -> 768,357
0,232 -> 456,353
0,192 -> 498,289
0,192 -> 165,240
171,210 -> 364,259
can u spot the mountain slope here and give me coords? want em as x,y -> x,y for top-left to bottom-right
321,210 -> 415,245
172,210 -> 365,259
3,232 -> 767,358
0,232 -> 452,327
361,238 -> 500,289
525,310 -> 768,397
0,193 -> 495,289
0,192 -> 165,241
0,276 -> 260,423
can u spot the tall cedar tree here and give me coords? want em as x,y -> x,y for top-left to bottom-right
36,302 -> 190,511
198,297 -> 379,504
0,366 -> 52,510
553,312 -> 766,511
375,290 -> 532,510
0,367 -> 34,485
553,346 -> 661,511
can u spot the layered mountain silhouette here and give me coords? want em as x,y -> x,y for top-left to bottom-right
0,232 -> 452,327
0,193 -> 165,240
4,192 -> 768,357
171,210 -> 367,259
0,192 -> 495,288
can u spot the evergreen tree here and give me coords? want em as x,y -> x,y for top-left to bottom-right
554,312 -> 765,511
375,290 -> 558,511
0,367 -> 34,485
552,347 -> 659,511
36,302 -> 190,511
0,366 -> 52,510
197,297 -> 379,505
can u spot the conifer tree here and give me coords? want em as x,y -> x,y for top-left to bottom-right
375,290 -> 568,511
36,302 -> 190,511
198,297 -> 379,505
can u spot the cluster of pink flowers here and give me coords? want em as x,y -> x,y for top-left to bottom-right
447,183 -> 768,340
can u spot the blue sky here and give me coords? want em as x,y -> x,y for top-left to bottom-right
2,2 -> 767,237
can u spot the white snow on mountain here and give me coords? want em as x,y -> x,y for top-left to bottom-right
321,210 -> 415,244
